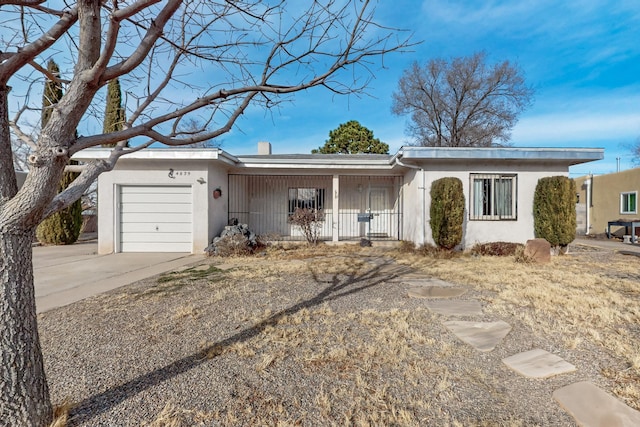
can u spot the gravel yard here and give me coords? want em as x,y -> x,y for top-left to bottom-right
40,242 -> 640,426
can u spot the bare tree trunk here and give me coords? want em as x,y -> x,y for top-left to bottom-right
0,228 -> 52,426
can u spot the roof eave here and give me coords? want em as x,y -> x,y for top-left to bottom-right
396,146 -> 605,166
72,148 -> 239,165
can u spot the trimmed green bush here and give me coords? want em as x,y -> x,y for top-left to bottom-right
430,177 -> 465,250
36,168 -> 83,245
533,176 -> 576,248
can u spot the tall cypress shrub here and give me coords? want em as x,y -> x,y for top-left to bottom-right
41,60 -> 62,128
36,60 -> 83,245
102,78 -> 127,147
430,177 -> 465,249
533,176 -> 576,249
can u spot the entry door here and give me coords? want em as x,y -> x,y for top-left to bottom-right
368,187 -> 390,237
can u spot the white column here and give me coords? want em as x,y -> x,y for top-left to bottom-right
332,175 -> 339,242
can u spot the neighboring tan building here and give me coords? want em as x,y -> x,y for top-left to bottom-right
575,167 -> 640,237
74,144 -> 603,254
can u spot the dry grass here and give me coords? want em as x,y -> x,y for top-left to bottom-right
48,400 -> 73,427
391,245 -> 640,408
40,242 -> 640,425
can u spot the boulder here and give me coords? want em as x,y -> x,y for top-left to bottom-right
524,238 -> 551,263
205,224 -> 258,256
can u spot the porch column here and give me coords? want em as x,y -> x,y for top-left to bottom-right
332,175 -> 339,242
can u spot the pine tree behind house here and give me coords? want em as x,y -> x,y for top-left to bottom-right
102,78 -> 127,147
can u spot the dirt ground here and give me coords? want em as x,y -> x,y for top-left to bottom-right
40,242 -> 640,426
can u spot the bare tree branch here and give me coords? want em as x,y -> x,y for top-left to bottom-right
0,8 -> 79,83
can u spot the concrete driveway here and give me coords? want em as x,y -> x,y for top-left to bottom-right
34,241 -> 203,313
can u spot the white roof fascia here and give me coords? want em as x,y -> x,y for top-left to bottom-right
72,148 -> 239,165
235,156 -> 395,170
395,146 -> 604,166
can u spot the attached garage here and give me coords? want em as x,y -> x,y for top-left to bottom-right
118,185 -> 193,252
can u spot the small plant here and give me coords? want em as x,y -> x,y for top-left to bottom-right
430,177 -> 465,250
398,240 -> 416,253
49,400 -> 73,427
417,243 -> 460,259
470,242 -> 523,257
533,176 -> 576,252
288,207 -> 325,245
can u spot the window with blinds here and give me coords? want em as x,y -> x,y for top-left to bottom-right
469,174 -> 517,220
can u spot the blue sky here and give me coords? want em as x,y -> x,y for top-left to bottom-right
216,0 -> 640,177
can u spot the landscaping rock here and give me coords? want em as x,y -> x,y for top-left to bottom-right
524,238 -> 551,263
360,238 -> 372,247
205,223 -> 258,256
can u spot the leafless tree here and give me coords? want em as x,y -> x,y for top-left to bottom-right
392,51 -> 533,147
11,135 -> 31,171
632,137 -> 640,164
0,1 -> 411,424
174,117 -> 221,148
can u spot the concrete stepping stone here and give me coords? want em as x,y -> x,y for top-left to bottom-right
443,320 -> 511,352
407,286 -> 467,299
425,300 -> 483,316
553,381 -> 640,426
400,278 -> 457,287
502,349 -> 576,379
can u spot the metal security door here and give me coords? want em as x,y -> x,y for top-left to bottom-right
368,187 -> 390,237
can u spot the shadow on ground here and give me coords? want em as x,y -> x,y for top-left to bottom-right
69,257 -> 412,424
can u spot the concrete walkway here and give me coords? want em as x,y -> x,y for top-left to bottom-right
403,259 -> 640,426
573,236 -> 640,255
34,241 -> 203,313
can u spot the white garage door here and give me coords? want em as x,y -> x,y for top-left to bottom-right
119,185 -> 192,252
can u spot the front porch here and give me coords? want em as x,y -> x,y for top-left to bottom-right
228,174 -> 403,241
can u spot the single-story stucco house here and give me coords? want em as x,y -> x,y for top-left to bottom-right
575,167 -> 640,237
73,143 -> 603,254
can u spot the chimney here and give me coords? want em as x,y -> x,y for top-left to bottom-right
258,141 -> 272,155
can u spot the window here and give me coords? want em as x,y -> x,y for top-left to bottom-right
470,174 -> 517,220
288,188 -> 325,214
620,191 -> 637,214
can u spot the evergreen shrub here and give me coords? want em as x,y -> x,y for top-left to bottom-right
36,169 -> 83,245
533,176 -> 576,248
430,177 -> 465,250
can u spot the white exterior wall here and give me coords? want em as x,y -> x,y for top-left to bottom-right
401,168 -> 425,246
207,164 -> 230,242
418,162 -> 568,248
90,149 -> 586,252
97,159 -> 214,254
